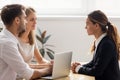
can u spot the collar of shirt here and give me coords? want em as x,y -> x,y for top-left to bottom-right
95,33 -> 107,49
2,28 -> 19,44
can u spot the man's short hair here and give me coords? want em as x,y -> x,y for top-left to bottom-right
0,4 -> 25,26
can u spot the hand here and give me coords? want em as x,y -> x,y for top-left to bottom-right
44,60 -> 53,68
42,64 -> 53,76
71,62 -> 81,73
50,60 -> 54,65
29,62 -> 53,69
30,66 -> 53,80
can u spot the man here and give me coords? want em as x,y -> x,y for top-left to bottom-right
0,4 -> 52,80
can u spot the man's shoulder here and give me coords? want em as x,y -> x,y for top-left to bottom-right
0,35 -> 17,45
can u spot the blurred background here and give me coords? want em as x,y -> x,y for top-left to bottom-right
0,0 -> 120,62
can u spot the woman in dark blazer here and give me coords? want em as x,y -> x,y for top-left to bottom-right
71,10 -> 120,80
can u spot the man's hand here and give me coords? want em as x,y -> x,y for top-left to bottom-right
30,64 -> 53,80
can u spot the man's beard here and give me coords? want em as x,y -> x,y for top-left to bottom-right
17,22 -> 26,36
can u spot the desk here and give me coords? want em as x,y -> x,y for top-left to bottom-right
38,72 -> 95,80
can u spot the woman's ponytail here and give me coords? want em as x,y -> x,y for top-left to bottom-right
107,22 -> 120,60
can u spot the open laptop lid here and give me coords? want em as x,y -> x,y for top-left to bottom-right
42,51 -> 72,79
52,51 -> 72,79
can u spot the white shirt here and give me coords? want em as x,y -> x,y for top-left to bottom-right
75,33 -> 107,73
0,29 -> 34,80
18,38 -> 35,63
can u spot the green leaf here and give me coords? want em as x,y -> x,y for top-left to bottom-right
46,51 -> 54,59
38,28 -> 42,36
40,48 -> 45,57
46,48 -> 55,54
36,35 -> 43,43
43,35 -> 51,44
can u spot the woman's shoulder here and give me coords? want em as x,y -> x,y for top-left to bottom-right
100,36 -> 115,47
17,38 -> 35,50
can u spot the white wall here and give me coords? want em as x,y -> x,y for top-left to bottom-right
0,16 -> 120,62
36,16 -> 120,62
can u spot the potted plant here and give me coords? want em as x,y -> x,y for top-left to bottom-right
36,29 -> 55,59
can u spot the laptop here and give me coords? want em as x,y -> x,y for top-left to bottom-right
42,51 -> 72,79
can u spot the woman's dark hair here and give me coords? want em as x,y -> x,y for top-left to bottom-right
1,4 -> 25,26
88,10 -> 120,60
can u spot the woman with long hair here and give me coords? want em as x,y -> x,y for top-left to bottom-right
71,10 -> 120,80
18,7 -> 51,69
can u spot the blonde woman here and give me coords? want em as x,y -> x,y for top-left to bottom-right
18,7 -> 51,69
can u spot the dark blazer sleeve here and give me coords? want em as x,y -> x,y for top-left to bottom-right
82,59 -> 94,67
78,38 -> 116,76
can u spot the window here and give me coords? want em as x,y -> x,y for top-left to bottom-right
95,0 -> 120,17
21,0 -> 82,16
0,0 -> 120,16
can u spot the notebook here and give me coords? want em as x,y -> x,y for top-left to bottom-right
42,51 -> 72,79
